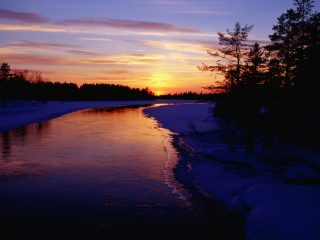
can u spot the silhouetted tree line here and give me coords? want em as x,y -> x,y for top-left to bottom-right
160,91 -> 216,100
0,64 -> 154,101
200,0 -> 320,145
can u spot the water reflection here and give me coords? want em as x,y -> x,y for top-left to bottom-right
1,122 -> 51,160
0,105 -> 242,239
0,105 -> 188,211
1,132 -> 10,159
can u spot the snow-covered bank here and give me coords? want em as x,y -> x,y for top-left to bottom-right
144,103 -> 320,240
0,99 -> 196,133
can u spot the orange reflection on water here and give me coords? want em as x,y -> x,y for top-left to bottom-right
0,104 -> 197,238
0,105 -> 178,186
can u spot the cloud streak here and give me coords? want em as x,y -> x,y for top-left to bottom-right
143,1 -> 229,16
184,9 -> 228,15
0,9 -> 205,35
66,50 -> 100,56
79,37 -> 112,42
0,23 -> 66,32
0,8 -> 48,23
60,18 -> 202,33
0,53 -> 162,66
9,41 -> 80,49
146,40 -> 206,54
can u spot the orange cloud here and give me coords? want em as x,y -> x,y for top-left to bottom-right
0,53 -> 163,66
42,69 -> 150,87
145,40 -> 214,54
0,54 -> 90,65
0,24 -> 66,32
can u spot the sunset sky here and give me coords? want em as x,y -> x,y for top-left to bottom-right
1,0 -> 318,95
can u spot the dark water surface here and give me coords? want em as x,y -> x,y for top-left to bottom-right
0,105 -> 242,239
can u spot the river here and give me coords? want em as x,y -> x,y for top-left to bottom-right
0,104 -> 243,239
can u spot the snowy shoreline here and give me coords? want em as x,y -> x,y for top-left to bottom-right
0,99 -> 196,133
144,103 -> 320,240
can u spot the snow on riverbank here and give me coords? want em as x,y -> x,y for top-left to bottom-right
144,103 -> 320,240
0,99 -> 196,133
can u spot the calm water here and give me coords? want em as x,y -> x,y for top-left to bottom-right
0,105 -> 242,239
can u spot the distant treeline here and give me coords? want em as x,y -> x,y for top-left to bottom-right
0,63 -> 215,101
159,91 -> 215,100
0,64 -> 154,101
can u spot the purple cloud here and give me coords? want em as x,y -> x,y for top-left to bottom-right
60,18 -> 202,33
9,41 -> 80,49
0,8 -> 48,23
0,9 -> 202,34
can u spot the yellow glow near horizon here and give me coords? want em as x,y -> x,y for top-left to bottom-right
149,72 -> 172,95
0,36 -> 217,94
